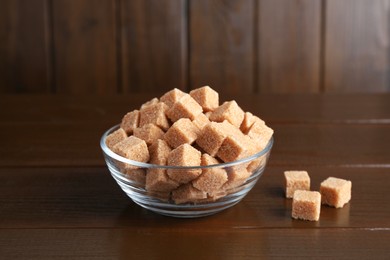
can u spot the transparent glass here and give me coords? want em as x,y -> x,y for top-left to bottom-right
100,125 -> 273,218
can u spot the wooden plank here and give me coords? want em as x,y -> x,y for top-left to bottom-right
52,0 -> 117,94
121,0 -> 187,93
0,0 -> 50,93
257,0 -> 321,93
270,124 -> 390,167
190,0 -> 255,94
1,94 -> 390,125
0,167 -> 389,229
0,95 -> 389,167
324,0 -> 390,92
0,93 -> 156,124
1,228 -> 389,259
1,121 -> 389,167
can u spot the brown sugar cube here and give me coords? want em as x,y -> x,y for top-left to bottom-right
240,112 -> 265,133
120,110 -> 140,135
192,154 -> 228,194
105,128 -> 127,150
124,168 -> 146,187
284,171 -> 310,198
139,102 -> 170,131
244,134 -> 263,157
113,136 -> 150,169
246,122 -> 274,150
205,111 -> 212,119
146,139 -> 179,192
292,190 -> 321,221
193,190 -> 228,204
192,113 -> 210,131
189,86 -> 219,112
245,137 -> 267,175
147,190 -> 171,202
217,122 -> 253,162
196,122 -> 228,156
160,88 -> 186,108
148,139 -> 171,165
206,190 -> 228,202
140,97 -> 159,110
172,183 -> 207,204
166,94 -> 203,122
133,123 -> 165,146
146,168 -> 179,192
167,144 -> 202,184
222,167 -> 251,191
247,155 -> 267,173
209,100 -> 244,128
164,118 -> 199,148
220,120 -> 246,139
217,135 -> 249,163
320,177 -> 352,208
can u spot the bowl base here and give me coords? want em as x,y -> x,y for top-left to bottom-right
132,197 -> 242,218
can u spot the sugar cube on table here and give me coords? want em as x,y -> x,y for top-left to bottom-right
292,190 -> 321,221
320,177 -> 352,208
284,171 -> 310,198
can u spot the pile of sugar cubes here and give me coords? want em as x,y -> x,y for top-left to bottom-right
284,171 -> 352,221
105,86 -> 274,204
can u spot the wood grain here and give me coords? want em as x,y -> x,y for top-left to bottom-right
1,95 -> 390,167
121,0 -> 187,93
1,121 -> 389,167
324,0 -> 390,92
0,167 -> 389,229
190,0 -> 255,94
0,94 -> 389,258
52,0 -> 117,94
0,120 -> 390,167
0,0 -> 50,93
1,94 -> 390,125
257,0 -> 321,93
1,228 -> 389,259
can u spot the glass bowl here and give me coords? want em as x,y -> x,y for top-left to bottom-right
100,125 -> 273,218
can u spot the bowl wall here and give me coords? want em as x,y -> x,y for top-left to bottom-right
101,125 -> 273,218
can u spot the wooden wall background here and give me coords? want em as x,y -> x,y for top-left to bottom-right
1,0 -> 390,95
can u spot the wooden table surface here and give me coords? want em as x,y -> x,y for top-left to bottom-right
1,93 -> 390,259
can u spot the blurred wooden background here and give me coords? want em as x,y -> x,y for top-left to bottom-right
1,0 -> 389,95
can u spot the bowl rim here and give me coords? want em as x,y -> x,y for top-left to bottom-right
100,124 -> 273,169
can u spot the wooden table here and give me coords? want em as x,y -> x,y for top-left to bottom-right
1,94 -> 390,259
